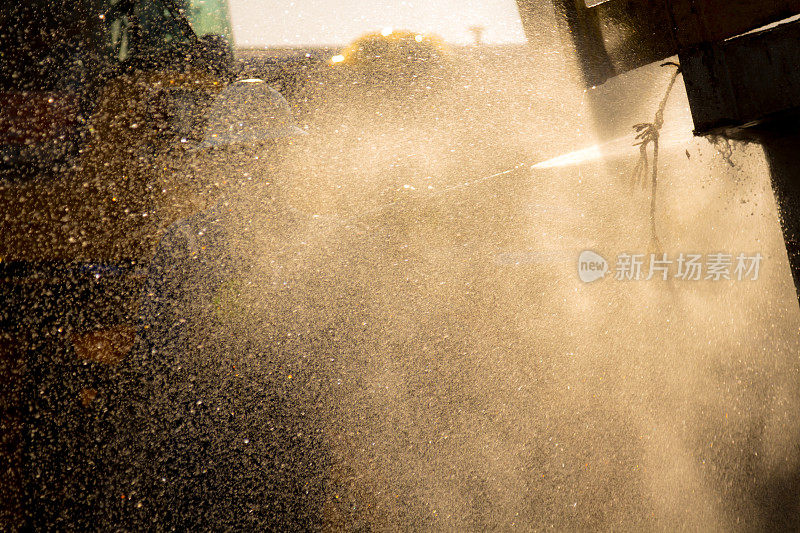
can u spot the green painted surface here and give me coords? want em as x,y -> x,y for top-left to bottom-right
184,0 -> 233,40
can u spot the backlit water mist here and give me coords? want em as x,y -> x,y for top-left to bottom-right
110,33 -> 800,532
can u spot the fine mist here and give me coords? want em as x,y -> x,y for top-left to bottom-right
122,27 -> 800,531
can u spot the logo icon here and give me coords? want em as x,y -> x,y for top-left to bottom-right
578,250 -> 609,283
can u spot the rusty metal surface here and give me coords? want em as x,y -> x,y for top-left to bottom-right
669,0 -> 800,48
680,18 -> 800,134
518,0 -> 800,87
517,0 -> 674,86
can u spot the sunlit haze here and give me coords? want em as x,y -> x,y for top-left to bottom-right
228,0 -> 527,47
6,2 -> 800,530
